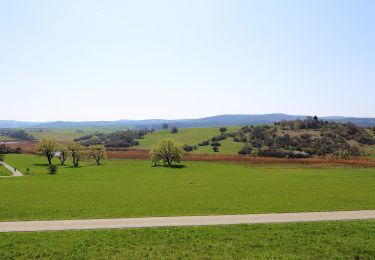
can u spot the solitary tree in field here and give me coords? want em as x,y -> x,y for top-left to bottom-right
57,143 -> 69,165
151,138 -> 183,167
68,142 -> 84,167
37,138 -> 58,165
219,127 -> 227,134
88,145 -> 106,165
170,126 -> 178,134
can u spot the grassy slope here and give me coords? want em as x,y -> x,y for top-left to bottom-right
26,127 -> 244,154
29,129 -> 99,142
0,165 -> 11,176
1,221 -> 375,259
0,135 -> 14,141
1,154 -> 375,221
190,138 -> 244,155
137,127 -> 242,154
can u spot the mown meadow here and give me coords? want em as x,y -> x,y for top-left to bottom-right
1,221 -> 375,259
0,165 -> 11,176
1,154 -> 375,221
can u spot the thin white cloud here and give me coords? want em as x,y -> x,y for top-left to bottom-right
75,8 -> 109,19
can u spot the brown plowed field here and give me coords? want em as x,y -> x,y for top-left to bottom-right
6,142 -> 375,167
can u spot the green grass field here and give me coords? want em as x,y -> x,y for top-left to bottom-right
1,221 -> 374,259
0,165 -> 11,176
28,129 -> 107,142
1,154 -> 375,221
190,137 -> 244,155
137,127 -> 241,154
0,135 -> 14,141
26,127 -> 244,154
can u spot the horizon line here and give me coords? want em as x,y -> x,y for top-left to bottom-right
1,113 -> 374,123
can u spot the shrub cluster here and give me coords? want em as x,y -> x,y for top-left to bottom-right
232,117 -> 374,157
0,144 -> 22,154
238,145 -> 252,155
182,144 -> 196,152
211,134 -> 227,142
210,141 -> 221,147
0,129 -> 34,140
47,164 -> 58,174
198,140 -> 210,146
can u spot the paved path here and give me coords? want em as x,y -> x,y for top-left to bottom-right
1,210 -> 374,233
0,161 -> 23,177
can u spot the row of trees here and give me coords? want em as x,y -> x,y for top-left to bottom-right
37,138 -> 106,167
0,143 -> 22,155
38,137 -> 183,169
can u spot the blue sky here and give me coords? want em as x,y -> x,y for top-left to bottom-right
0,0 -> 374,121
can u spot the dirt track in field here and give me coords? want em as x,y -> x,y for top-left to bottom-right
1,210 -> 375,233
0,161 -> 23,177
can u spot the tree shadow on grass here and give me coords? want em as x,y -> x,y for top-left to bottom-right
169,164 -> 186,169
66,165 -> 85,169
152,164 -> 187,169
33,163 -> 50,167
33,163 -> 85,169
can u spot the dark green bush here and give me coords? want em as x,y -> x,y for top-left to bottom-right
198,140 -> 210,146
47,165 -> 58,175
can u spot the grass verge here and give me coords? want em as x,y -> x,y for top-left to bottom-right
0,165 -> 11,176
0,221 -> 374,259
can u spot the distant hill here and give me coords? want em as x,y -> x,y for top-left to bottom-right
0,120 -> 41,128
0,114 -> 374,129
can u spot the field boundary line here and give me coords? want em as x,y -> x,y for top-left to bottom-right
1,210 -> 375,232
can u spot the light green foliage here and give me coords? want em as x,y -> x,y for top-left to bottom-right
2,154 -> 375,221
57,143 -> 69,165
151,138 -> 183,166
37,138 -> 58,165
68,142 -> 84,167
88,145 -> 106,165
338,148 -> 351,159
1,221 -> 375,259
